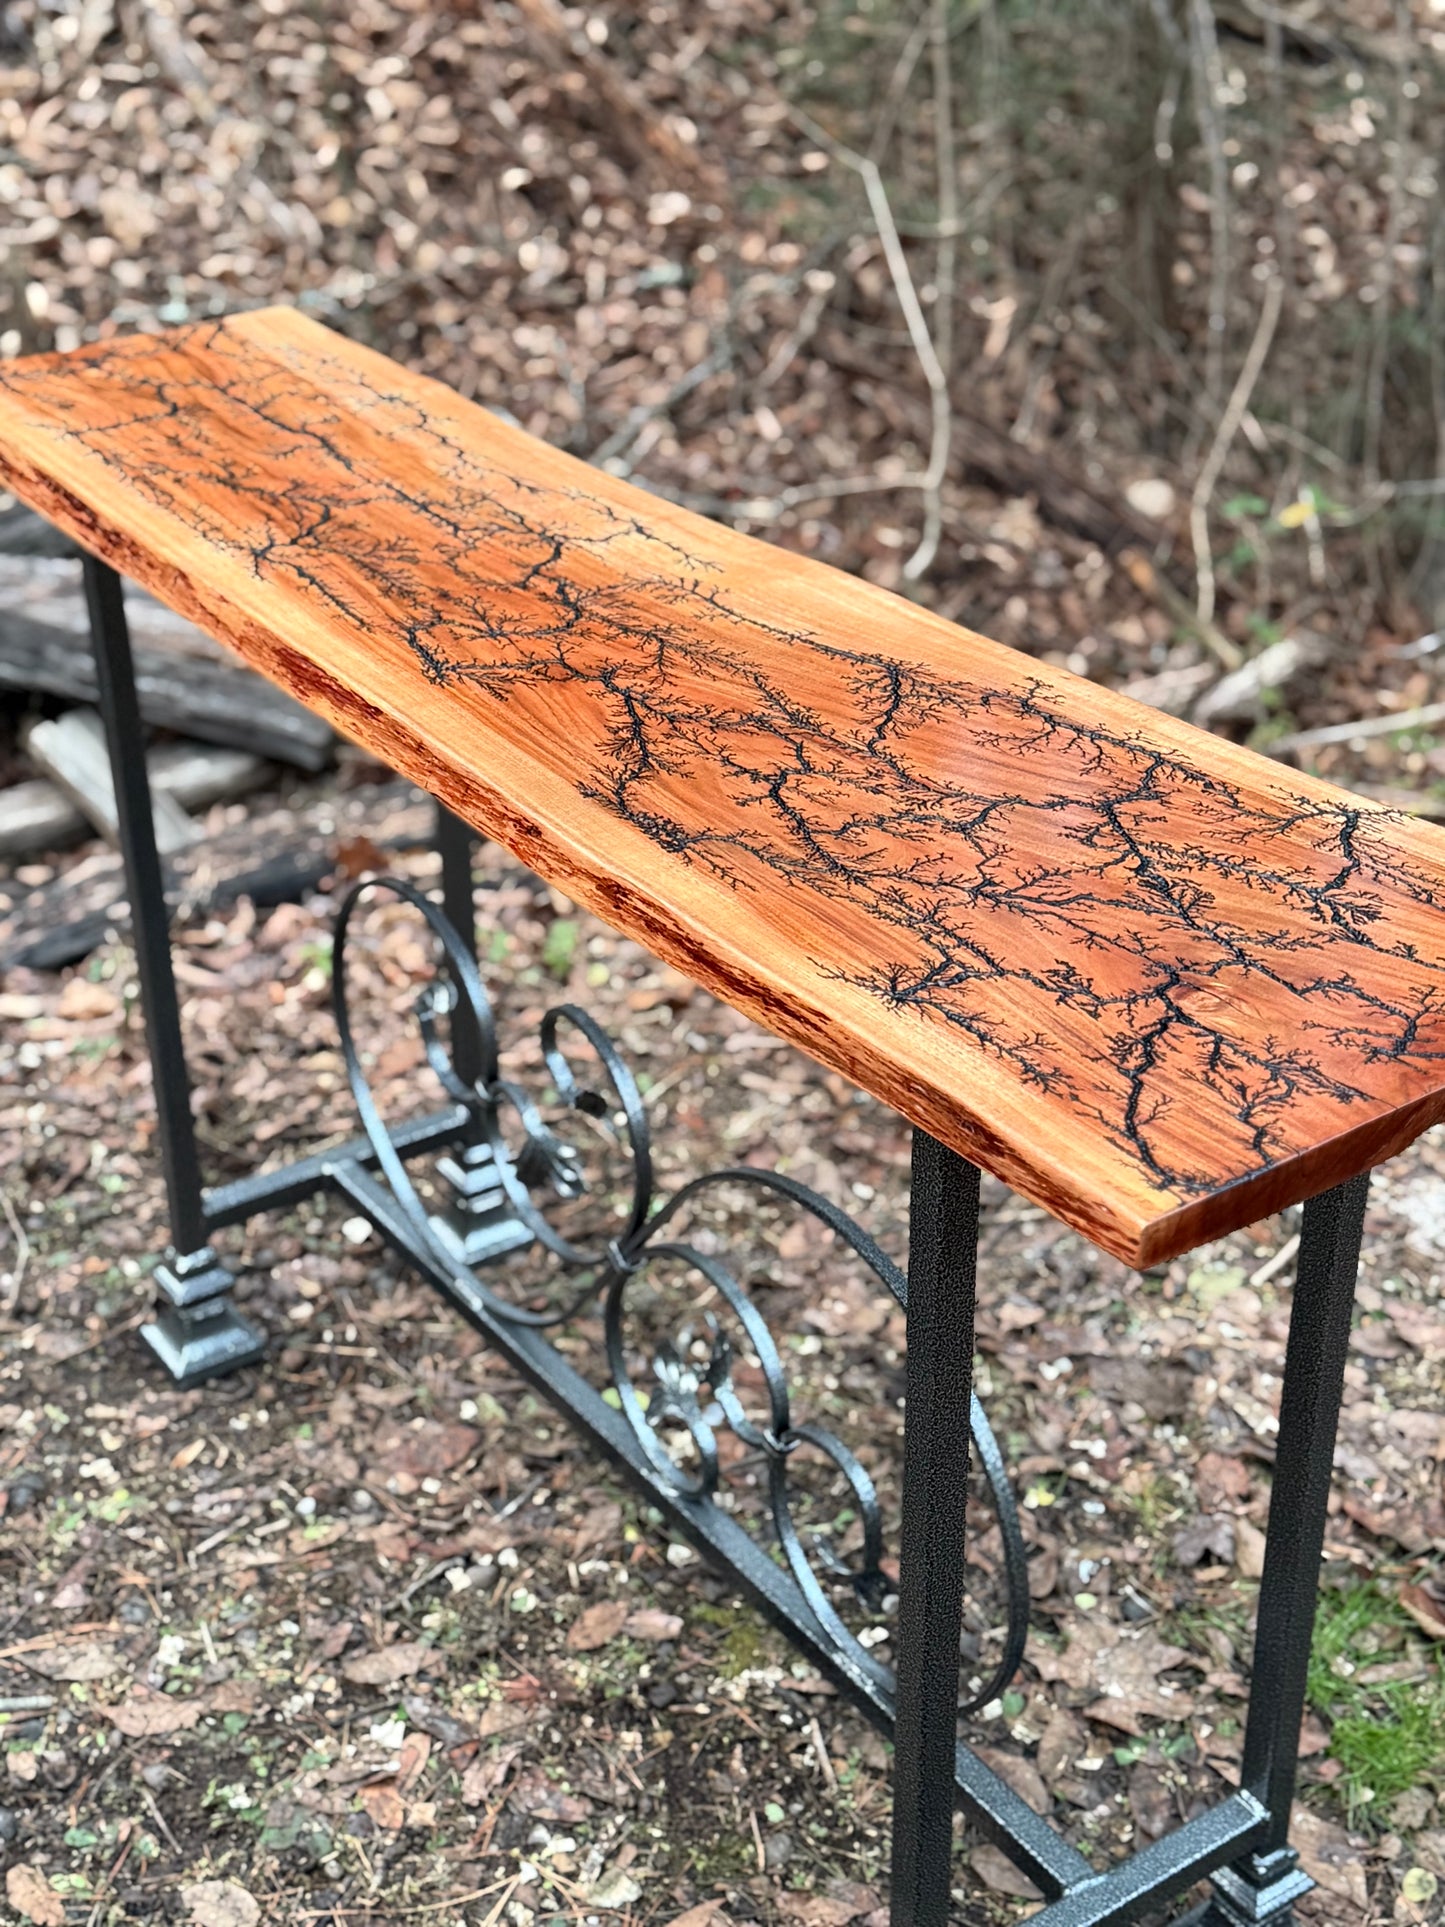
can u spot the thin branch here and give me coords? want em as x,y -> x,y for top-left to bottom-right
868,1 -> 933,164
1191,272 -> 1285,634
1270,698 -> 1445,755
792,108 -> 952,581
1186,0 -> 1232,411
909,0 -> 959,580
759,285 -> 831,389
0,1188 -> 27,1313
588,352 -> 729,470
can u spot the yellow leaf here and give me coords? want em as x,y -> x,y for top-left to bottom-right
1277,500 -> 1314,529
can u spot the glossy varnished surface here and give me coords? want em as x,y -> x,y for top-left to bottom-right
2,309 -> 1444,1266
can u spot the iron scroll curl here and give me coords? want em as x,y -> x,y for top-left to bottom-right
331,873 -> 1029,1718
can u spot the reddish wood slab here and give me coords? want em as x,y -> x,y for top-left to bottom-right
2,308 -> 1444,1266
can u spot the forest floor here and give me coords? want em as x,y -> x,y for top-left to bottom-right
2,0 -> 1445,1923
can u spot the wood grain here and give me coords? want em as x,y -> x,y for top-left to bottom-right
1,308 -> 1444,1266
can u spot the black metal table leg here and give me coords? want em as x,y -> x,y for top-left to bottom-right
890,1130 -> 982,1927
1193,1173 -> 1371,1927
84,554 -> 264,1384
434,800 -> 483,1085
428,803 -> 528,1267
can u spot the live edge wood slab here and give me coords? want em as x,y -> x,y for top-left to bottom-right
2,309 -> 1444,1267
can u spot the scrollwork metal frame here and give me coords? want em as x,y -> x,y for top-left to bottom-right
330,873 -> 1031,1723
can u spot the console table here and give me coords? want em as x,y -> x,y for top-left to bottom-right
3,308 -> 1441,1927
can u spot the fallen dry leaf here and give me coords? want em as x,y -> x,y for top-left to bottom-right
662,1905 -> 729,1927
22,1639 -> 125,1682
1291,1804 -> 1367,1912
567,1599 -> 630,1651
1387,1303 -> 1445,1356
1234,1519 -> 1267,1579
368,1418 -> 480,1480
1400,1582 -> 1445,1642
1173,1513 -> 1236,1568
1087,1354 -> 1192,1420
358,1780 -> 407,1831
968,1844 -> 1043,1900
341,1641 -> 433,1686
1033,1618 -> 1195,1729
208,1678 -> 261,1715
775,1897 -> 863,1926
6,1866 -> 64,1926
624,1608 -> 683,1642
100,1681 -> 204,1737
1299,1713 -> 1330,1758
974,1745 -> 1050,1815
99,1674 -> 258,1738
396,1730 -> 432,1796
477,1699 -> 537,1739
182,1881 -> 262,1927
55,977 -> 120,1021
572,1501 -> 624,1557
460,1741 -> 524,1806
1196,1452 -> 1252,1509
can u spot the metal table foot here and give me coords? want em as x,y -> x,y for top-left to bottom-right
142,1246 -> 265,1385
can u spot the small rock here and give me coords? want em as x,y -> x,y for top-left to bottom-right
764,1830 -> 793,1870
1124,477 -> 1176,521
181,1883 -> 261,1927
586,1868 -> 643,1910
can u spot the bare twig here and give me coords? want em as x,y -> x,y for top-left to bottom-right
1361,9 -> 1415,613
1269,699 -> 1445,754
791,109 -> 952,580
1190,273 -> 1284,635
758,284 -> 831,388
138,1781 -> 182,1854
1250,1233 -> 1300,1289
0,1188 -> 28,1312
808,1714 -> 838,1793
589,352 -> 729,470
1186,0 -> 1232,411
1119,549 -> 1242,671
868,2 -> 933,164
909,0 -> 960,579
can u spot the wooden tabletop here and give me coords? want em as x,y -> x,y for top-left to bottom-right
2,308 -> 1443,1267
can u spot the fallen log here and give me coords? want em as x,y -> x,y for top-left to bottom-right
0,502 -> 79,557
24,709 -> 198,855
0,731 -> 270,858
0,610 -> 334,769
0,782 -> 434,971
